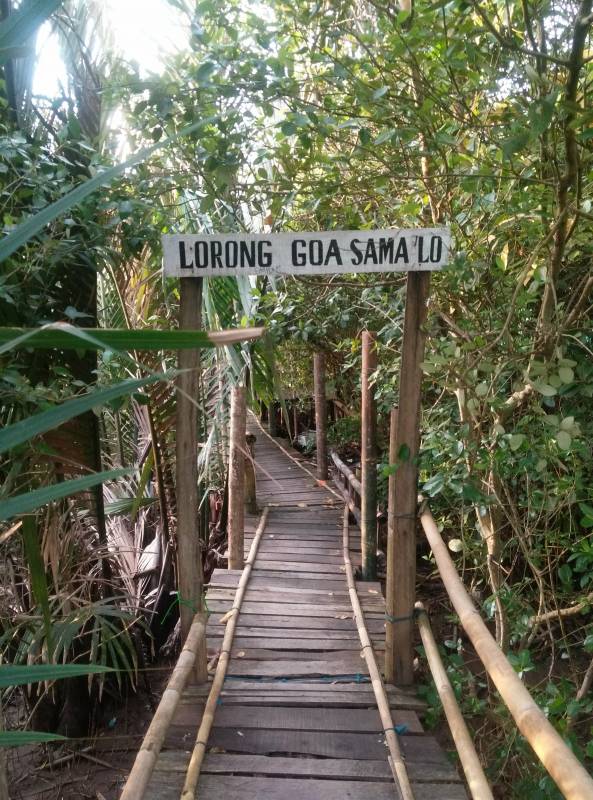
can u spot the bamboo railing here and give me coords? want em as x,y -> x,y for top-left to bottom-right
119,614 -> 207,800
420,504 -> 593,800
330,449 -> 361,522
415,602 -> 493,800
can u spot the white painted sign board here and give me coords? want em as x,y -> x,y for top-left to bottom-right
162,228 -> 450,277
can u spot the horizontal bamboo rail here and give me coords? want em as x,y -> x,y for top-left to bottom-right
119,614 -> 207,800
330,450 -> 361,522
181,506 -> 270,799
415,602 -> 493,800
420,505 -> 593,800
342,506 -> 414,800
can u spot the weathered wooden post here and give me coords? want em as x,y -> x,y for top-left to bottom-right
228,385 -> 247,569
385,406 -> 399,683
268,402 -> 278,436
389,272 -> 430,685
175,277 -> 208,682
313,352 -> 328,481
361,331 -> 378,581
245,433 -> 257,514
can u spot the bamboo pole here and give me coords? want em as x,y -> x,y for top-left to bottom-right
175,277 -> 207,681
313,352 -> 328,481
420,505 -> 593,800
392,272 -> 430,684
360,330 -> 378,581
342,506 -> 415,800
385,406 -> 398,684
228,385 -> 246,570
181,507 -> 270,800
415,603 -> 493,800
119,615 -> 206,800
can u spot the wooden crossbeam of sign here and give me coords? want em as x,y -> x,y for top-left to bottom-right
162,229 -> 451,277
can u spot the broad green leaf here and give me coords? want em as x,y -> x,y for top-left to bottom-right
21,516 -> 52,651
0,117 -> 215,263
0,663 -> 112,688
0,0 -> 61,66
0,468 -> 133,521
531,381 -> 557,397
558,564 -> 572,584
0,374 -> 168,455
0,730 -> 66,746
131,451 -> 154,521
0,325 -> 213,353
558,367 -> 574,384
556,430 -> 571,451
509,433 -> 525,451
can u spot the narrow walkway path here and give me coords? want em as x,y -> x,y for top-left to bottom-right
144,420 -> 468,799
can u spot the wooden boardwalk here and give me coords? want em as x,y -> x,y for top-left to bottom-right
144,421 -> 468,799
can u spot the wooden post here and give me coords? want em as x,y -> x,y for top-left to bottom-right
391,271 -> 430,685
385,406 -> 399,683
313,352 -> 328,481
245,433 -> 257,514
175,277 -> 208,682
360,331 -> 378,581
228,385 -> 246,569
268,402 -> 277,436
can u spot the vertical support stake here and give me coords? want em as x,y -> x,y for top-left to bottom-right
175,277 -> 207,682
361,330 -> 378,581
313,352 -> 328,481
385,406 -> 399,684
391,271 -> 430,685
228,385 -> 247,569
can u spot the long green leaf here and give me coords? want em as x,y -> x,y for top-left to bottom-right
0,468 -> 133,521
0,117 -> 214,262
0,374 -> 169,455
0,730 -> 66,746
0,325 -> 213,352
21,516 -> 52,651
0,663 -> 112,688
0,0 -> 61,66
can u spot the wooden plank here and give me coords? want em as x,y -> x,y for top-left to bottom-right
207,589 -> 381,609
206,626 -> 360,640
209,705 -> 422,734
210,574 -> 349,592
200,692 -> 418,709
220,648 -> 382,663
207,614 -> 385,634
146,774 -> 466,800
254,560 -> 346,574
207,600 -> 355,617
196,753 -> 457,783
226,657 -> 371,677
208,636 -> 376,651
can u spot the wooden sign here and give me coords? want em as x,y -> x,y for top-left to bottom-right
162,228 -> 450,277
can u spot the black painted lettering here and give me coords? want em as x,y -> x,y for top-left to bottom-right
430,235 -> 443,262
310,239 -> 323,266
179,241 -> 193,269
195,241 -> 208,268
225,240 -> 238,268
325,238 -> 343,266
211,241 -> 223,268
363,239 -> 377,265
395,238 -> 409,263
292,239 -> 306,266
378,238 -> 394,264
418,236 -> 430,263
240,241 -> 256,268
259,240 -> 272,267
350,238 -> 362,265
